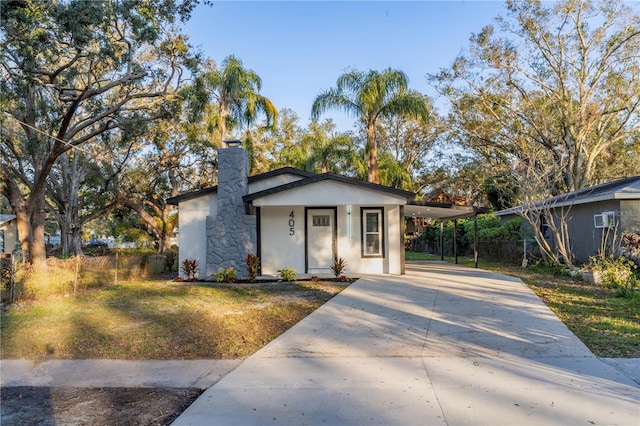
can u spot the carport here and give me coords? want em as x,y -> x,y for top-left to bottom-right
404,201 -> 490,267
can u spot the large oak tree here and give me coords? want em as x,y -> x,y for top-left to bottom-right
0,0 -> 200,265
432,0 -> 640,193
431,0 -> 640,267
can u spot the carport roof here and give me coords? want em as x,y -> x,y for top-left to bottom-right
405,201 -> 488,221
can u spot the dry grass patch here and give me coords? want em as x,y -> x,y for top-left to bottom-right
1,279 -> 348,361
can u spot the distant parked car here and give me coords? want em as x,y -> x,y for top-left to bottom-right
86,239 -> 108,247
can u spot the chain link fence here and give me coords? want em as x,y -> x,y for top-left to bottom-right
1,252 -> 21,304
407,236 -> 538,264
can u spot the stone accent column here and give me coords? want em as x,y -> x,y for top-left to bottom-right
206,146 -> 256,278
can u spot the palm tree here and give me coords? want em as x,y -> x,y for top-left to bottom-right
311,68 -> 428,183
189,56 -> 278,146
303,120 -> 356,174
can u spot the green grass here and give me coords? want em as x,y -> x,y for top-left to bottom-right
406,252 -> 640,358
0,279 -> 347,361
405,252 -> 441,261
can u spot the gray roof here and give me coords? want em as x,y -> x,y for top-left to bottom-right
166,167 -> 314,205
495,176 -> 640,216
0,214 -> 17,225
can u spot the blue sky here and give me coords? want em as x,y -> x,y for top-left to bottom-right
183,1 -> 508,133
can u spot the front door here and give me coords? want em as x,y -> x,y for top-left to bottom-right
306,208 -> 336,272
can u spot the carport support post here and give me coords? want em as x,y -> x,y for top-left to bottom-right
474,215 -> 478,268
454,219 -> 458,264
440,221 -> 444,261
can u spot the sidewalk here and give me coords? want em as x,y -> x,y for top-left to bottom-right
1,359 -> 241,389
173,262 -> 639,425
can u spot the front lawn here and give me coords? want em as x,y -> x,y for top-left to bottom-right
407,252 -> 640,358
4,254 -> 637,360
0,279 -> 347,361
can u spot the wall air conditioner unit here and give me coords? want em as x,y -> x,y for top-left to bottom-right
594,211 -> 616,229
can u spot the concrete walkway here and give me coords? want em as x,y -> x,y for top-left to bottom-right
173,262 -> 639,425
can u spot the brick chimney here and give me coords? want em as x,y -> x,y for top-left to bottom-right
206,142 -> 256,278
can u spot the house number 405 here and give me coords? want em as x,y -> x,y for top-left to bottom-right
289,211 -> 295,236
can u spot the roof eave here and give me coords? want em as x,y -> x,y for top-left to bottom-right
495,176 -> 640,215
243,173 -> 415,203
166,167 -> 315,205
0,214 -> 17,225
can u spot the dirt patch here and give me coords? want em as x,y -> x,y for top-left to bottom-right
1,386 -> 202,426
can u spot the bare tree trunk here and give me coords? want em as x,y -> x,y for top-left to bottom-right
159,226 -> 172,254
4,168 -> 48,266
366,124 -> 379,184
1,176 -> 32,260
30,192 -> 47,266
219,104 -> 229,146
65,154 -> 85,255
51,152 -> 87,256
518,187 -> 577,270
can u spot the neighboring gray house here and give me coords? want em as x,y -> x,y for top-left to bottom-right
495,176 -> 640,264
0,214 -> 19,255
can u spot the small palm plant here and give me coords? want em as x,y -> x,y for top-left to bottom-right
181,259 -> 199,281
215,266 -> 237,283
330,257 -> 347,278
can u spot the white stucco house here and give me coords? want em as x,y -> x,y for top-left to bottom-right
167,144 -> 416,279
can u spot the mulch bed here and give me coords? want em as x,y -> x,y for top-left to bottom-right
1,386 -> 203,426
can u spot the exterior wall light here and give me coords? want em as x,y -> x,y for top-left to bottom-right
223,139 -> 242,148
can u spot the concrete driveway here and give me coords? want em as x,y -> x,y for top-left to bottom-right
174,261 -> 639,425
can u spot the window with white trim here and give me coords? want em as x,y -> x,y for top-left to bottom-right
362,208 -> 383,257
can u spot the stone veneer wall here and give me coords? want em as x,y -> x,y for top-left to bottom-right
206,146 -> 256,278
